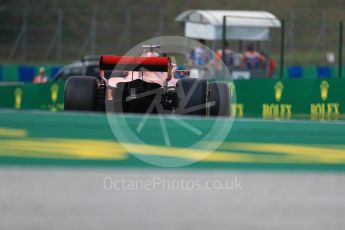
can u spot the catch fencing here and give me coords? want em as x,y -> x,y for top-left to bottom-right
0,7 -> 344,72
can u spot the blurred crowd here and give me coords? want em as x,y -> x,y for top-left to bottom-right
187,39 -> 276,78
33,67 -> 48,83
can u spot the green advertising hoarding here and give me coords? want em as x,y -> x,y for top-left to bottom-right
232,78 -> 345,120
0,78 -> 344,120
0,82 -> 64,112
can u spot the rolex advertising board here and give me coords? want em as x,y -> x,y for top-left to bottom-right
0,83 -> 64,112
233,78 -> 345,120
0,79 -> 344,120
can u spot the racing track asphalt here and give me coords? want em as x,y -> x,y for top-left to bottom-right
0,111 -> 345,229
0,167 -> 345,230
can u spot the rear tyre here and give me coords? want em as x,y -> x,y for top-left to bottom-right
64,76 -> 98,111
208,82 -> 230,117
176,78 -> 207,116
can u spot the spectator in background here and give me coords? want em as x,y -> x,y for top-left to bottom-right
216,41 -> 234,70
242,44 -> 264,69
260,50 -> 276,78
33,67 -> 48,83
188,39 -> 212,69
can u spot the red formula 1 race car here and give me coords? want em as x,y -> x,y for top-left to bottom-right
64,45 -> 230,116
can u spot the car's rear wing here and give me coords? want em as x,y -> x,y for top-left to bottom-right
100,55 -> 170,72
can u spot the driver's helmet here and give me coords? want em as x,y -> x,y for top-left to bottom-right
142,51 -> 159,57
